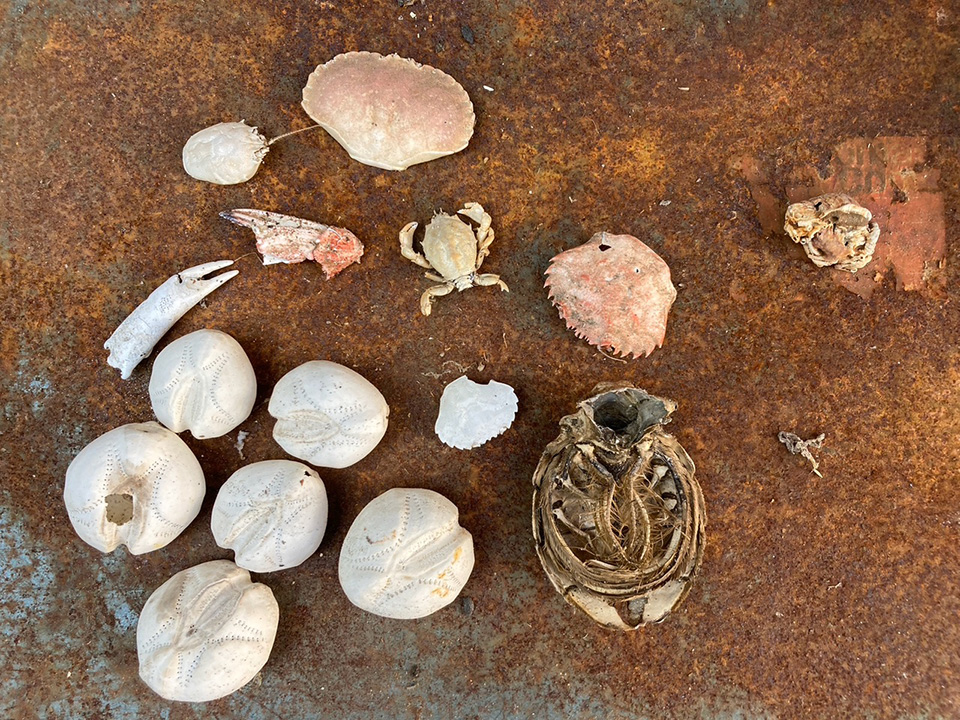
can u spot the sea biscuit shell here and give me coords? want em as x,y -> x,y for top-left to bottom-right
338,488 -> 474,619
149,329 -> 257,440
212,460 -> 329,572
137,560 -> 279,702
268,360 -> 389,469
301,52 -> 475,171
63,421 -> 205,555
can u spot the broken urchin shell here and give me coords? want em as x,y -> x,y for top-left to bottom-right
545,232 -> 677,359
221,208 -> 363,278
301,51 -> 475,171
211,460 -> 329,573
269,360 -> 389,469
182,121 -> 269,185
63,422 -> 205,555
532,384 -> 706,630
435,375 -> 518,449
784,193 -> 880,272
339,488 -> 475,619
149,329 -> 257,440
137,560 -> 280,702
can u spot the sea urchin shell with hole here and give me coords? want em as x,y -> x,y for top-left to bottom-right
63,422 -> 205,555
301,52 -> 475,171
545,232 -> 677,359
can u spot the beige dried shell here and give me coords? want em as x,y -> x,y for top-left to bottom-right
532,384 -> 706,630
301,52 -> 475,171
784,193 -> 880,272
545,232 -> 677,359
137,560 -> 279,702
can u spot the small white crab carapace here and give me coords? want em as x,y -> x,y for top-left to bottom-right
399,202 -> 509,316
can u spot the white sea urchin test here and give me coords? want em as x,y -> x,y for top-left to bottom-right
137,560 -> 280,702
63,422 -> 205,555
149,329 -> 257,439
269,360 -> 389,469
338,488 -> 474,619
211,460 -> 328,572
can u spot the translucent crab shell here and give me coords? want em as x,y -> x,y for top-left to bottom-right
301,52 -> 475,171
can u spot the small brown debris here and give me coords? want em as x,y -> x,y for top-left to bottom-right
778,431 -> 825,477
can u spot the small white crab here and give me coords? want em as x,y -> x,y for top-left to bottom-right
399,202 -> 509,316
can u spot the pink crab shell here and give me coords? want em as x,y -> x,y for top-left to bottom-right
545,232 -> 677,359
301,52 -> 475,171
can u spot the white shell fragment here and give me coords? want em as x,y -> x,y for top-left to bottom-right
63,422 -> 205,555
104,260 -> 238,379
338,488 -> 475,619
301,52 -> 475,171
149,329 -> 257,439
435,375 -> 518,450
137,560 -> 280,703
269,360 -> 389,469
182,121 -> 269,185
212,460 -> 329,572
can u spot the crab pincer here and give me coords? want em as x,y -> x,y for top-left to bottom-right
221,208 -> 363,279
104,260 -> 239,379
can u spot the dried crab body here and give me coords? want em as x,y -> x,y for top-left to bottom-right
399,202 -> 508,315
532,384 -> 706,630
784,193 -> 880,272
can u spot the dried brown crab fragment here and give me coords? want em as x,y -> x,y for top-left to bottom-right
220,209 -> 363,279
784,193 -> 880,272
532,384 -> 706,630
545,232 -> 677,358
301,52 -> 475,171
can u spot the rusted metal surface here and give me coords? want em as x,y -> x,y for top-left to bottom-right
1,1 -> 958,718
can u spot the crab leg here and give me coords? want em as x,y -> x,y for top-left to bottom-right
474,273 -> 509,293
458,203 -> 495,267
399,222 -> 433,269
420,283 -> 455,316
104,260 -> 238,379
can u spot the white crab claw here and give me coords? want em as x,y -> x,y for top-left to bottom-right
104,260 -> 238,379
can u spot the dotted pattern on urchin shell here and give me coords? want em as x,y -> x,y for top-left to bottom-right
151,337 -> 244,433
73,440 -> 182,538
138,565 -> 274,700
214,464 -> 325,569
341,493 -> 469,611
273,377 -> 379,453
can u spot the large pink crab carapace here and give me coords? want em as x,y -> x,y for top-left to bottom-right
545,232 -> 677,359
